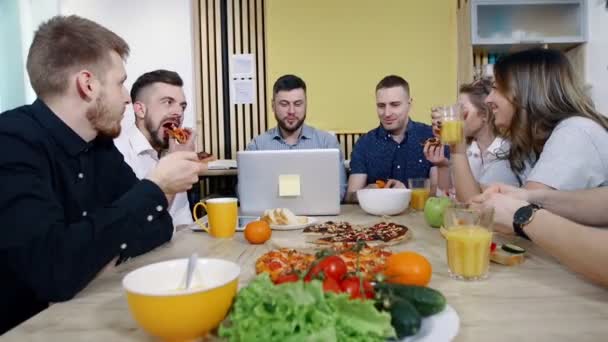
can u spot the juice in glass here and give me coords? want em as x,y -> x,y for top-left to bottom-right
445,225 -> 492,280
410,189 -> 430,210
439,104 -> 464,145
443,205 -> 494,280
440,120 -> 464,145
408,178 -> 430,210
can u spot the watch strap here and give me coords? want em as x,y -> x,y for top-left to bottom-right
513,203 -> 541,240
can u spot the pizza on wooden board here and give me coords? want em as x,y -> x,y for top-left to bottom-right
255,243 -> 393,281
302,221 -> 353,235
304,221 -> 411,246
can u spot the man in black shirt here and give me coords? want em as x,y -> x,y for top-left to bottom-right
0,16 -> 207,333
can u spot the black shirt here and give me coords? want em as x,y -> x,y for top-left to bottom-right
0,100 -> 173,333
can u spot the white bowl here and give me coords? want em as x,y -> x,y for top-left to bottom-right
357,188 -> 412,216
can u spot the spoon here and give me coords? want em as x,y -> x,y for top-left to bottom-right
184,252 -> 199,290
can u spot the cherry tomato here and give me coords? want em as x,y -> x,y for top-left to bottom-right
274,273 -> 299,285
491,242 -> 497,253
363,280 -> 375,299
340,277 -> 374,299
318,256 -> 347,281
322,277 -> 342,293
304,262 -> 323,282
340,277 -> 363,299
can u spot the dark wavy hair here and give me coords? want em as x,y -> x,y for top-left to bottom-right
493,48 -> 608,174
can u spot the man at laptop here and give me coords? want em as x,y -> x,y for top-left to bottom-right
115,70 -> 214,227
345,75 -> 449,203
246,74 -> 346,200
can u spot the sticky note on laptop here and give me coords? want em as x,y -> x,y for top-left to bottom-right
279,174 -> 301,197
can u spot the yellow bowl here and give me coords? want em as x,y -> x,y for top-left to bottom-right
122,258 -> 240,342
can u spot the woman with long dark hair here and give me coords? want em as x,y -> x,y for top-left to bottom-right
437,48 -> 608,201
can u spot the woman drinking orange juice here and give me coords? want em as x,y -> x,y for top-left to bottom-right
426,79 -> 520,200
428,49 -> 608,203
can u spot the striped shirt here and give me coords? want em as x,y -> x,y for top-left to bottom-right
246,124 -> 347,200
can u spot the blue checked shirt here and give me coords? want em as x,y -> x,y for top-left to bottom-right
246,124 -> 347,200
350,120 -> 436,185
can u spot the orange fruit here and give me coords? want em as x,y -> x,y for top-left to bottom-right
384,251 -> 432,286
244,220 -> 272,244
376,180 -> 386,189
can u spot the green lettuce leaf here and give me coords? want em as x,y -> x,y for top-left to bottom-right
218,274 -> 395,342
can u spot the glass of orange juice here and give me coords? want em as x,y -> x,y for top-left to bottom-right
408,178 -> 430,210
443,205 -> 494,280
439,104 -> 463,145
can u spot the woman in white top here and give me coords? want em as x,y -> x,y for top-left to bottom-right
432,48 -> 608,202
426,79 -> 520,201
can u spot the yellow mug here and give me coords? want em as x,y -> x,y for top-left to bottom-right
192,198 -> 238,238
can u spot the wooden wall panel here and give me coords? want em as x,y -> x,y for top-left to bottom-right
457,0 -> 474,85
336,132 -> 363,160
194,0 -> 268,159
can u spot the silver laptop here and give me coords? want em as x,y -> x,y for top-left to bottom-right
237,149 -> 341,216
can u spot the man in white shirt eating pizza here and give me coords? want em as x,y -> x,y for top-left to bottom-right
115,69 -> 213,227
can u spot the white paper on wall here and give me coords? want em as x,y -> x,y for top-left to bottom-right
231,79 -> 255,104
231,54 -> 255,78
230,54 -> 256,105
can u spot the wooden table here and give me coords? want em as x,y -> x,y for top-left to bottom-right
4,205 -> 608,341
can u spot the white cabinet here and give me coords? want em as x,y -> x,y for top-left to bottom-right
471,0 -> 587,49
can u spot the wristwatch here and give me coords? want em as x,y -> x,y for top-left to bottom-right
512,203 -> 541,240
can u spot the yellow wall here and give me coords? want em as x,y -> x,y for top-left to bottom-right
266,0 -> 458,132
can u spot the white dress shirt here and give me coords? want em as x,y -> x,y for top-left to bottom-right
114,125 -> 193,227
467,137 -> 520,187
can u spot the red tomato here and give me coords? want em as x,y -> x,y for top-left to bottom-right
340,277 -> 363,299
322,277 -> 342,293
363,280 -> 375,299
318,256 -> 347,281
304,262 -> 323,282
340,277 -> 373,299
274,273 -> 299,285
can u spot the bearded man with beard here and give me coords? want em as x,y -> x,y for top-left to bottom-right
115,70 -> 209,226
246,75 -> 347,200
0,16 -> 208,333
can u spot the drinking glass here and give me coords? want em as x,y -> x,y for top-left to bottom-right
443,205 -> 494,280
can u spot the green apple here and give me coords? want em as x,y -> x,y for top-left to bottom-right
424,197 -> 453,228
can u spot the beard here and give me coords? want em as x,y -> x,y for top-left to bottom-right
86,93 -> 123,139
145,115 -> 169,150
276,114 -> 306,134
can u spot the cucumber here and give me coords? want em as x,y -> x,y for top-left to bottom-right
376,283 -> 446,317
502,243 -> 525,254
389,299 -> 421,339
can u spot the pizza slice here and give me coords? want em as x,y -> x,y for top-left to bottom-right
163,122 -> 190,144
255,248 -> 314,281
303,221 -> 353,235
370,222 -> 412,244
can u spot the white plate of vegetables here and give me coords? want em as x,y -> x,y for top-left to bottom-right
218,274 -> 459,341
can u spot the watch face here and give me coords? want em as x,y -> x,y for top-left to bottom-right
514,205 -> 535,225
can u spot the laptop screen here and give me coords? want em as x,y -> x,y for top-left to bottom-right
237,149 -> 341,216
